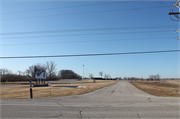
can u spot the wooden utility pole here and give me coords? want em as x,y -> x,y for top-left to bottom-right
168,0 -> 180,40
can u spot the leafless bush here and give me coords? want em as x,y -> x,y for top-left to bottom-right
1,74 -> 29,82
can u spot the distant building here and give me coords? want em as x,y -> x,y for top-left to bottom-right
93,76 -> 103,80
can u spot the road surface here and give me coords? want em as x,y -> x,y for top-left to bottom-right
1,81 -> 179,118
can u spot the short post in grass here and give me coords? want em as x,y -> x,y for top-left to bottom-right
29,80 -> 33,99
48,81 -> 51,97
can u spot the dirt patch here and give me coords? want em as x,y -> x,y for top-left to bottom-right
131,81 -> 180,97
0,80 -> 117,99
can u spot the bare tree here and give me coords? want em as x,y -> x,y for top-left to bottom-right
26,65 -> 35,78
155,74 -> 161,81
46,61 -> 57,80
1,74 -> 29,82
107,74 -> 111,79
104,73 -> 108,79
22,71 -> 26,76
17,70 -> 22,75
99,71 -> 103,76
103,74 -> 111,79
58,70 -> 81,79
26,63 -> 44,78
0,68 -> 12,75
149,74 -> 160,81
149,75 -> 154,81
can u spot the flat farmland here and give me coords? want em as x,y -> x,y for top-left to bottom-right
131,80 -> 180,97
0,80 -> 117,99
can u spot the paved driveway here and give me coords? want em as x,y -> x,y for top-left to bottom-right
1,81 -> 179,118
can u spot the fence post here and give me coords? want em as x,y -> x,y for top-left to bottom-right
29,80 -> 33,99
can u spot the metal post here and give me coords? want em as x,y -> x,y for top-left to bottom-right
83,65 -> 84,80
48,81 -> 51,97
88,70 -> 89,79
39,79 -> 40,84
86,68 -> 87,79
36,79 -> 37,85
29,80 -> 33,99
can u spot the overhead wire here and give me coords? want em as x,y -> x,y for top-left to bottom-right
1,37 -> 176,46
1,30 -> 175,39
1,6 -> 168,21
1,3 -> 178,62
0,25 -> 177,36
1,1 -> 124,15
0,50 -> 179,59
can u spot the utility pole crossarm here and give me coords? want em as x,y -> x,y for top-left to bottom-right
173,1 -> 180,8
168,12 -> 180,15
175,29 -> 180,33
168,0 -> 180,40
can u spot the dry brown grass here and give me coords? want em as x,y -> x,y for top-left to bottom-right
131,80 -> 180,97
161,80 -> 180,86
0,80 -> 117,99
0,80 -> 110,86
0,81 -> 38,86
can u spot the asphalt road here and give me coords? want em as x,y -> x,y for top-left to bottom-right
1,81 -> 180,118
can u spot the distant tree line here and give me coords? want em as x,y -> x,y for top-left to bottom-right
113,75 -> 161,81
58,70 -> 81,79
1,74 -> 29,82
0,61 -> 82,82
123,74 -> 161,81
148,74 -> 161,81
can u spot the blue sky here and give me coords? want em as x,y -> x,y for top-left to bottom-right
0,0 -> 179,78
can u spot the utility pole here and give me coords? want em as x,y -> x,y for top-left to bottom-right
88,70 -> 89,79
168,0 -> 180,40
87,70 -> 89,79
168,0 -> 180,18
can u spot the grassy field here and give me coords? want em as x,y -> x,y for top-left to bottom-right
131,80 -> 180,97
0,80 -> 107,86
0,80 -> 117,99
1,81 -> 39,86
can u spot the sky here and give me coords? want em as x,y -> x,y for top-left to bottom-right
0,0 -> 179,79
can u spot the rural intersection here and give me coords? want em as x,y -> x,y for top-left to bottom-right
1,81 -> 179,118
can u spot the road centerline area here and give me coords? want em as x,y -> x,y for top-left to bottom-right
126,82 -> 133,96
108,81 -> 122,96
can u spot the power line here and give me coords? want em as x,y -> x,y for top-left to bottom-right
1,2 -> 124,15
1,37 -> 176,46
1,25 -> 176,35
1,30 -> 175,39
1,6 -> 168,21
0,50 -> 179,59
